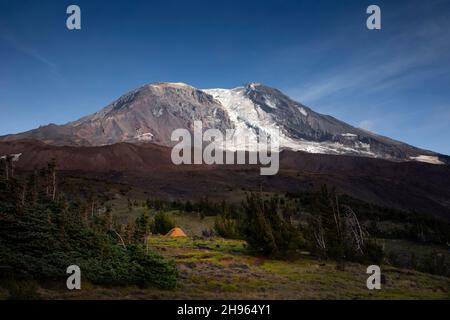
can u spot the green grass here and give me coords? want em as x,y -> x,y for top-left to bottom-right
25,235 -> 449,300
24,179 -> 446,300
15,197 -> 446,300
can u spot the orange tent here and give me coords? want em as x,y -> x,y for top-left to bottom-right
165,227 -> 187,237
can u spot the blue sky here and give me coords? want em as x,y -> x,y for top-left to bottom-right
0,0 -> 449,154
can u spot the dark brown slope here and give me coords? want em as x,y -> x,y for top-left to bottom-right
1,140 -> 449,220
0,140 -> 173,172
279,151 -> 450,220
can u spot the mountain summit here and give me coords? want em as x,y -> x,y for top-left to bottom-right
0,82 -> 447,164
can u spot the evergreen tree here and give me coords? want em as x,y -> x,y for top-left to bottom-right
0,162 -> 177,292
241,193 -> 299,257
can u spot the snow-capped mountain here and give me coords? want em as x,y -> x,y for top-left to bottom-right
0,82 -> 447,165
205,83 -> 446,164
204,85 -> 376,157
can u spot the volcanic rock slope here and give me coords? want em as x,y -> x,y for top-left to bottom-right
0,82 -> 448,164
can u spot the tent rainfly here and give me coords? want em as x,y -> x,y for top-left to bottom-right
165,227 -> 187,237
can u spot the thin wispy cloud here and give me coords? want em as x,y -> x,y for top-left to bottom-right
289,40 -> 448,104
0,24 -> 57,69
286,7 -> 450,106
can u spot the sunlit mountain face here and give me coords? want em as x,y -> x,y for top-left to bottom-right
1,82 -> 447,165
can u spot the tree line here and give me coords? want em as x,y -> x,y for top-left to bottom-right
0,161 -> 177,299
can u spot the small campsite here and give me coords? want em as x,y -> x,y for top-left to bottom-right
28,209 -> 449,300
32,233 -> 449,300
1,178 -> 449,300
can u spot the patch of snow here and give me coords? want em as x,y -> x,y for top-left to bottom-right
135,133 -> 153,142
0,153 -> 22,162
156,82 -> 192,88
264,95 -> 277,109
249,83 -> 261,90
299,107 -> 308,117
409,155 -> 444,165
341,133 -> 357,138
135,128 -> 154,142
12,153 -> 22,161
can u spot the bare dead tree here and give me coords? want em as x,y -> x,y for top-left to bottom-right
111,229 -> 127,249
311,216 -> 327,255
330,193 -> 342,238
21,184 -> 26,206
91,199 -> 95,218
145,232 -> 149,254
9,156 -> 15,178
0,158 -> 6,180
342,205 -> 367,254
4,156 -> 12,180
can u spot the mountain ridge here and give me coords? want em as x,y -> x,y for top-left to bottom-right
0,82 -> 447,164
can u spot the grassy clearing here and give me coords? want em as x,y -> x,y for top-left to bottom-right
171,212 -> 215,236
32,235 -> 450,300
31,192 -> 449,300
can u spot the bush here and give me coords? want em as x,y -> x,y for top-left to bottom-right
0,167 -> 178,291
420,252 -> 449,277
128,245 -> 177,288
201,229 -> 214,238
151,212 -> 175,235
4,278 -> 40,300
214,215 -> 241,239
